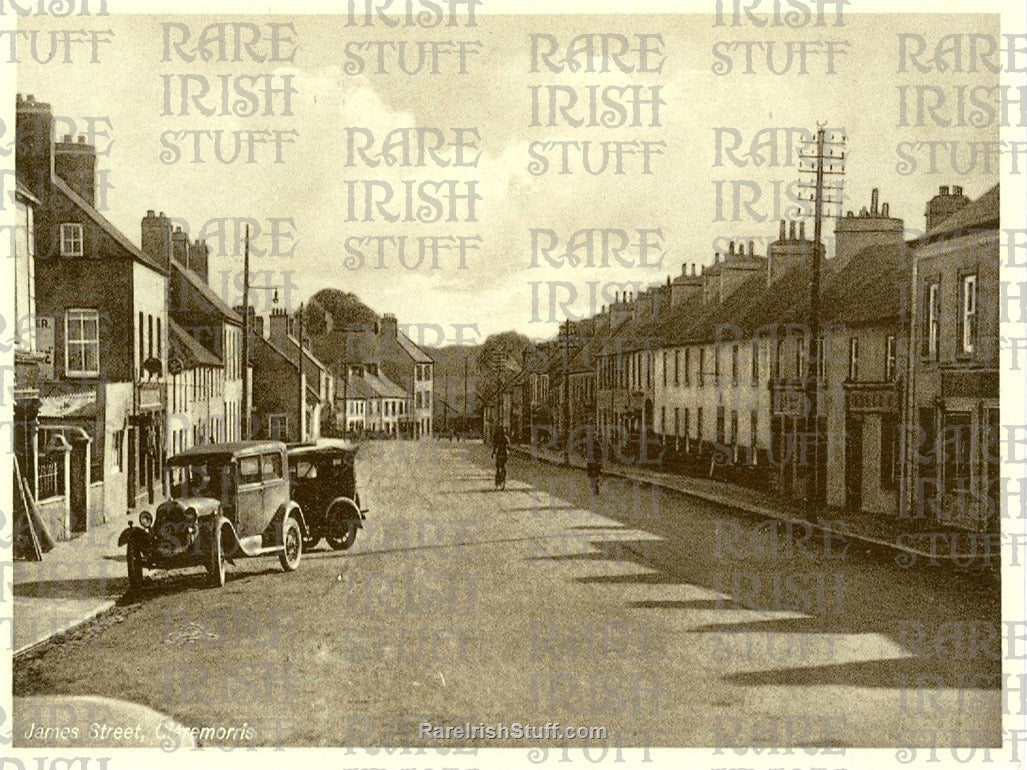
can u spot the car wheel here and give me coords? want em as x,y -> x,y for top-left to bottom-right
126,539 -> 144,590
302,533 -> 321,551
280,515 -> 302,571
327,520 -> 358,551
206,519 -> 227,588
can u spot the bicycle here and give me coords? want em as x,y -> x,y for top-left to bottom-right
494,460 -> 507,490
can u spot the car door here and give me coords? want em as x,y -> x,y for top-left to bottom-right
261,451 -> 288,528
235,453 -> 264,538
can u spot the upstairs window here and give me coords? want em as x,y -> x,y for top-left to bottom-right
924,280 -> 941,361
848,337 -> 859,381
959,274 -> 977,355
60,223 -> 84,257
885,335 -> 897,381
65,309 -> 99,376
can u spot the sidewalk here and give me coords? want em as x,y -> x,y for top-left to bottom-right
12,511 -> 133,656
511,444 -> 1003,573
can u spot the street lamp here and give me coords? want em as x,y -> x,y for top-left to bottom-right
239,224 -> 282,440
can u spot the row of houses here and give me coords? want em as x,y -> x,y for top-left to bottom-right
11,93 -> 433,544
486,183 -> 1000,533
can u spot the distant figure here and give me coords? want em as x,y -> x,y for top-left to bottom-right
586,433 -> 603,495
492,427 -> 509,490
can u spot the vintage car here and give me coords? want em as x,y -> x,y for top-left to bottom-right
287,439 -> 367,551
118,441 -> 307,589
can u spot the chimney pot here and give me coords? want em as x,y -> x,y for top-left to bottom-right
882,202 -> 889,217
799,221 -> 806,239
939,185 -> 949,195
953,185 -> 963,196
714,252 -> 721,264
147,209 -> 155,217
729,241 -> 735,255
871,187 -> 879,215
681,263 -> 687,276
159,211 -> 165,217
77,135 -> 86,144
748,240 -> 754,255
27,94 -> 35,102
779,220 -> 786,240
63,134 -> 72,142
789,221 -> 796,239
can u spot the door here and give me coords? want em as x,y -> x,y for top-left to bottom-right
69,439 -> 88,532
235,454 -> 264,538
127,428 -> 137,503
845,416 -> 863,511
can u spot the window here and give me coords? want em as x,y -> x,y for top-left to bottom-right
796,335 -> 807,378
65,309 -> 100,376
716,405 -> 726,444
239,455 -> 261,484
848,337 -> 859,381
885,335 -> 897,381
696,407 -> 704,446
751,340 -> 759,385
660,406 -> 666,434
268,413 -> 291,442
730,410 -> 738,445
684,348 -> 691,387
674,407 -> 679,436
261,453 -> 283,480
925,280 -> 940,361
959,273 -> 977,355
715,344 -> 721,381
113,429 -> 125,473
673,350 -> 679,387
60,223 -> 84,256
662,352 -> 668,388
699,348 -> 706,387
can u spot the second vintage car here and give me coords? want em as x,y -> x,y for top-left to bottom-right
287,439 -> 368,551
118,440 -> 307,590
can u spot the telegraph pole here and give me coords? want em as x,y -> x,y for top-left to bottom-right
797,124 -> 845,523
297,302 -> 304,442
463,353 -> 469,435
241,224 -> 251,439
562,320 -> 571,464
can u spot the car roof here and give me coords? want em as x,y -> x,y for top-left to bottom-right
287,438 -> 360,457
168,440 -> 287,464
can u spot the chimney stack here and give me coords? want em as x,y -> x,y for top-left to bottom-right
779,220 -> 786,240
799,221 -> 806,239
789,221 -> 796,239
871,187 -> 879,215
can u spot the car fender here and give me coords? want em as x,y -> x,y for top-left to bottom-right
274,501 -> 308,537
209,515 -> 243,559
327,497 -> 363,527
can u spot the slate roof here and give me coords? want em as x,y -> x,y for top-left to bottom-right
366,372 -> 406,399
396,331 -> 433,363
174,264 -> 242,324
169,319 -> 223,369
818,243 -> 910,326
922,184 -> 1000,242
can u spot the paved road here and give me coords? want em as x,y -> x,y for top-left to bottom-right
14,440 -> 1002,748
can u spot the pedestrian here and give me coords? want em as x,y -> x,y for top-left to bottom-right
586,431 -> 603,495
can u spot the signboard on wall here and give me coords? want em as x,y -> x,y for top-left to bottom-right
36,317 -> 55,379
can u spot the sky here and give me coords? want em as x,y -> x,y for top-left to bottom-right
14,10 -> 1002,345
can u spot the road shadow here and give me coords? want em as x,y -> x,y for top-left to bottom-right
463,441 -> 1003,703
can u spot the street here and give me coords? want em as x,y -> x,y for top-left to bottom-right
14,440 -> 1002,748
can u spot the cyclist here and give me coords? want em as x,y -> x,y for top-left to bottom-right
491,427 -> 509,490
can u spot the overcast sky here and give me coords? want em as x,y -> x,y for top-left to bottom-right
16,11 -> 1000,344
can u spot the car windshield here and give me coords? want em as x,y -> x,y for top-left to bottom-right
172,459 -> 230,499
291,460 -> 318,479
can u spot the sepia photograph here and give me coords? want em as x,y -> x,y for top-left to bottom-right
2,0 -> 1024,765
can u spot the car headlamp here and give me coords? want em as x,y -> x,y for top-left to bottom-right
184,507 -> 198,526
139,511 -> 153,528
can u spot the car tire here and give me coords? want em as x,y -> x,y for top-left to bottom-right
302,533 -> 321,551
126,539 -> 144,590
327,519 -> 358,551
280,515 -> 302,572
206,519 -> 227,588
